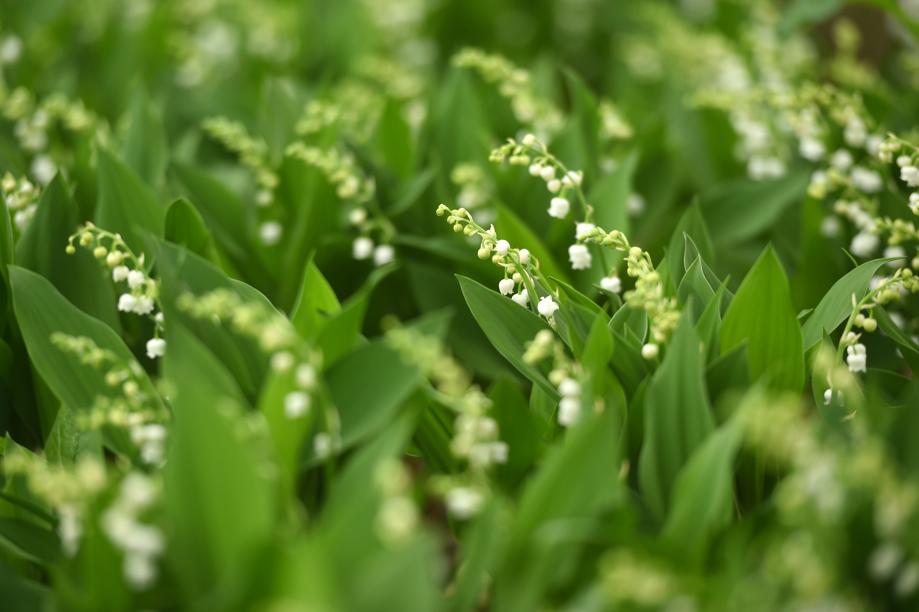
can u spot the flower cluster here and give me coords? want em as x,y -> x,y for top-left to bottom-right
51,333 -> 168,465
2,172 -> 41,231
373,458 -> 419,544
2,450 -> 107,556
386,323 -> 506,519
523,329 -> 584,426
740,390 -> 919,603
202,116 -> 283,245
101,473 -> 164,589
436,203 -> 542,315
831,268 -> 919,384
0,86 -> 104,185
493,134 -> 678,351
285,141 -> 394,264
453,48 -> 563,136
66,223 -> 165,358
490,134 -> 586,221
177,289 -> 330,452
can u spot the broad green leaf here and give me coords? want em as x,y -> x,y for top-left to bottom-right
666,202 -> 714,290
721,247 -> 804,391
457,275 -> 555,396
489,377 -> 541,487
121,90 -> 168,189
374,98 -> 415,179
163,367 -> 275,606
0,559 -> 53,612
701,170 -> 809,245
316,264 -> 394,366
325,340 -> 422,451
164,197 -> 222,265
801,258 -> 891,351
448,499 -> 506,612
638,313 -> 714,519
662,417 -> 742,564
16,174 -> 121,330
156,240 -> 273,399
0,517 -> 59,565
95,148 -> 164,249
497,403 -> 622,610
257,77 -> 299,163
9,266 -> 160,435
171,163 -> 266,283
291,255 -> 342,339
589,151 -> 637,239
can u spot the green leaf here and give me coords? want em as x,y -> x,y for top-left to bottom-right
16,174 -> 121,330
325,341 -> 422,451
163,366 -> 275,605
589,151 -> 637,238
164,197 -> 222,265
9,266 -> 160,434
701,170 -> 809,245
448,499 -> 506,612
497,403 -> 622,610
638,313 -> 714,519
801,258 -> 891,351
95,148 -> 164,250
720,247 -> 804,391
156,240 -> 273,399
374,98 -> 415,179
290,255 -> 342,339
662,417 -> 742,564
171,163 -> 264,281
121,90 -> 168,189
316,264 -> 394,366
666,202 -> 714,289
457,275 -> 555,396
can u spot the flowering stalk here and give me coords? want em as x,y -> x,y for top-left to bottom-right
386,323 -> 507,519
66,223 -> 166,359
176,289 -> 334,455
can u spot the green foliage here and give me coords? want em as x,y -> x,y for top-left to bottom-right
1,1 -> 919,610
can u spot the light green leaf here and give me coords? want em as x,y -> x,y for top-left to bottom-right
95,148 -> 164,249
457,275 -> 555,396
801,258 -> 891,351
662,418 -> 742,564
638,313 -> 714,519
720,246 -> 804,391
9,266 -> 160,435
701,170 -> 809,245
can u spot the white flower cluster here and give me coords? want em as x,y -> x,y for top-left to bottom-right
0,87 -> 101,186
202,117 -> 283,245
50,333 -> 169,465
833,268 -> 919,381
868,542 -> 919,598
178,289 -> 335,456
101,473 -> 164,589
2,451 -> 106,556
385,324 -> 506,519
453,48 -> 563,136
67,224 -> 165,359
490,133 -> 584,221
374,459 -> 419,544
523,330 -> 585,427
1,172 -> 41,231
437,204 -> 552,318
285,141 -> 375,203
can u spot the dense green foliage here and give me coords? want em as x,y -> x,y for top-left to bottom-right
2,1 -> 919,610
